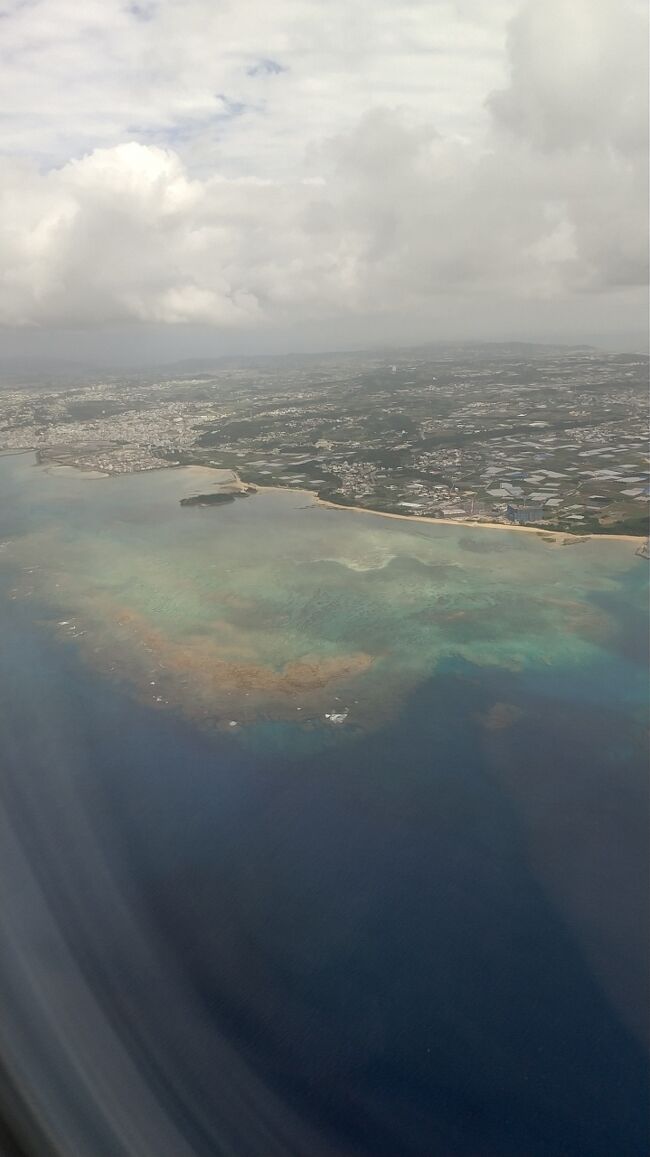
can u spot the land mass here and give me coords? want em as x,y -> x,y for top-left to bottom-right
181,491 -> 235,507
180,484 -> 256,507
2,343 -> 648,536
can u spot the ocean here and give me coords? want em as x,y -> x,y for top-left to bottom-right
0,451 -> 648,1156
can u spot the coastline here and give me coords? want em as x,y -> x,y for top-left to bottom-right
25,449 -> 647,546
239,479 -> 646,545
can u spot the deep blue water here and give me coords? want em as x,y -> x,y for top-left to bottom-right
1,583 -> 648,1156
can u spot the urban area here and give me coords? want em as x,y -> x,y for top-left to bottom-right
1,343 -> 648,536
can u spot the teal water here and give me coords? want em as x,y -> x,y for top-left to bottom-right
0,452 -> 648,1156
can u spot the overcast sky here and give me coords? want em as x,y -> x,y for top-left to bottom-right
1,0 -> 648,362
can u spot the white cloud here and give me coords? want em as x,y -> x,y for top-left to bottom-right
488,0 -> 648,154
0,0 -> 510,172
0,0 -> 646,338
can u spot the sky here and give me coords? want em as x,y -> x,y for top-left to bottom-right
0,0 -> 648,362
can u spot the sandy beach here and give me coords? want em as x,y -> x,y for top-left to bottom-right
236,477 -> 646,546
39,456 -> 646,547
45,464 -> 110,479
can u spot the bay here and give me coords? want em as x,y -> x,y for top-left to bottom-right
0,452 -> 648,1156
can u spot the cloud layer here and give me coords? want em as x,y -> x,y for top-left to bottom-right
0,0 -> 647,339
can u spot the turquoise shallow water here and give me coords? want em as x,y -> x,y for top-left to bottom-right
1,452 -> 646,736
0,452 -> 648,1155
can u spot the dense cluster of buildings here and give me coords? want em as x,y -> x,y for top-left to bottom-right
0,346 -> 647,531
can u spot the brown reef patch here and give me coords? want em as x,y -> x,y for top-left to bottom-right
67,599 -> 376,726
477,702 -> 525,731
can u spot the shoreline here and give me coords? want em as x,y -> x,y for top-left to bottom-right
239,479 -> 646,545
23,449 -> 647,546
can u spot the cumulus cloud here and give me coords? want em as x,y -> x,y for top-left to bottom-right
488,0 -> 648,154
0,0 -> 508,172
0,0 -> 646,339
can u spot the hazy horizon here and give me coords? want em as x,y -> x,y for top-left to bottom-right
0,327 -> 648,376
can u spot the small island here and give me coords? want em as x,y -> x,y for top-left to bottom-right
180,486 -> 256,508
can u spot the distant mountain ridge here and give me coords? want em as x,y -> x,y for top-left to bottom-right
0,340 -> 646,388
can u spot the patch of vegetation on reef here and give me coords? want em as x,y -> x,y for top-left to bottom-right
180,488 -> 255,507
180,492 -> 236,507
